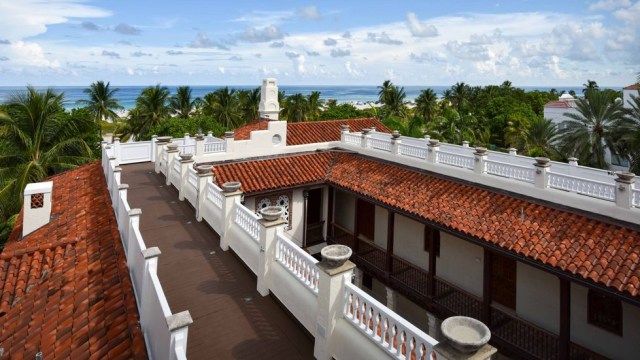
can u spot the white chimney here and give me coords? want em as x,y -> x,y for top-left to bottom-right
259,78 -> 280,120
22,181 -> 53,237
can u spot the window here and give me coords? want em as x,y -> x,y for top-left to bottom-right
588,290 -> 622,335
31,193 -> 44,209
424,226 -> 440,257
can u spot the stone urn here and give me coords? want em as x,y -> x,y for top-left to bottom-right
221,181 -> 241,192
615,171 -> 636,182
428,139 -> 440,146
224,131 -> 235,138
179,153 -> 193,161
156,136 -> 172,143
441,316 -> 491,354
534,157 -> 550,166
391,131 -> 401,139
361,128 -> 371,135
259,206 -> 284,221
474,147 -> 488,155
320,245 -> 352,268
341,124 -> 350,132
167,143 -> 179,151
195,164 -> 213,175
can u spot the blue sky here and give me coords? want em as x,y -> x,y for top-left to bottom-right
0,0 -> 638,87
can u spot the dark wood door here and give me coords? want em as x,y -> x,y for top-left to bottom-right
356,199 -> 375,241
305,188 -> 324,245
491,253 -> 517,310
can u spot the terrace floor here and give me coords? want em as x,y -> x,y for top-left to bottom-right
121,162 -> 314,360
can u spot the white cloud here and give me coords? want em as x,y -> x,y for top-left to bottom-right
614,1 -> 640,23
324,38 -> 338,46
589,0 -> 631,11
9,41 -> 61,68
218,66 -> 225,74
188,32 -> 229,50
345,61 -> 364,77
102,50 -> 120,59
297,6 -> 321,20
331,48 -> 350,57
237,25 -> 284,43
406,12 -> 438,37
114,23 -> 141,35
367,32 -> 403,45
285,51 -> 306,73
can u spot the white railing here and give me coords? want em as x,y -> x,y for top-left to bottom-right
234,203 -> 261,242
344,133 -> 361,146
187,169 -> 198,190
179,144 -> 196,155
204,141 -> 226,153
436,150 -> 474,169
632,188 -> 640,208
206,182 -> 223,209
118,141 -> 153,164
275,233 -> 319,294
485,160 -> 535,183
343,282 -> 437,360
548,172 -> 616,201
162,150 -> 168,164
172,157 -> 181,174
398,143 -> 427,159
368,138 -> 392,152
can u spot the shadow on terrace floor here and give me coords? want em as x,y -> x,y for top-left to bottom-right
121,162 -> 314,360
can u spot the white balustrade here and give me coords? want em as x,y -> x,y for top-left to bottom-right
343,282 -> 437,360
632,188 -> 640,208
368,138 -> 392,152
436,150 -> 475,169
162,150 -> 168,164
548,172 -> 616,201
398,143 -> 427,159
206,182 -> 223,209
179,144 -> 196,154
485,160 -> 535,183
234,203 -> 261,242
187,169 -> 198,190
204,141 -> 226,153
344,133 -> 361,146
172,157 -> 181,174
275,233 -> 319,294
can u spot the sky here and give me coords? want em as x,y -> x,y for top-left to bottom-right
0,0 -> 638,87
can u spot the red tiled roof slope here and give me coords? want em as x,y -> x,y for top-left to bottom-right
0,162 -> 146,359
544,100 -> 574,108
232,118 -> 391,145
623,84 -> 639,90
212,151 -> 640,298
214,152 -> 333,193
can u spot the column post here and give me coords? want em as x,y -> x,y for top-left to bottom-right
224,131 -> 235,153
167,311 -> 193,360
165,143 -> 179,185
314,259 -> 356,360
154,136 -> 171,174
509,147 -> 517,156
474,147 -> 488,175
386,286 -> 397,311
256,218 -> 288,296
151,135 -> 157,162
113,137 -> 121,166
427,139 -> 440,163
194,132 -> 205,156
220,190 -> 243,251
559,278 -> 571,360
614,172 -> 635,209
195,166 -> 214,221
361,128 -> 371,149
340,124 -> 350,143
391,131 -> 401,155
177,155 -> 195,201
534,157 -> 551,189
127,208 -> 142,263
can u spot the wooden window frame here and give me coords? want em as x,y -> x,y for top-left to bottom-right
587,289 -> 623,336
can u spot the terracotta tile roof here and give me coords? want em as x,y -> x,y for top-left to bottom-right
543,100 -> 574,109
232,118 -> 391,145
623,84 -> 639,90
211,151 -> 640,298
0,162 -> 146,359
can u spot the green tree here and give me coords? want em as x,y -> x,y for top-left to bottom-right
282,93 -> 308,122
383,115 -> 423,137
237,87 -> 261,124
377,80 -> 393,104
119,84 -> 170,140
582,80 -> 599,95
522,117 -> 559,158
415,88 -> 438,125
169,86 -> 197,119
451,82 -> 471,115
306,91 -> 325,120
558,90 -> 626,169
382,86 -> 407,118
202,87 -> 240,128
0,87 -> 94,237
620,92 -> 640,173
78,80 -> 123,137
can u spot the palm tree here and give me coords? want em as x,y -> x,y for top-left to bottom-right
522,117 -> 559,158
383,86 -> 407,118
78,81 -> 123,137
282,93 -> 308,122
377,80 -> 393,104
120,84 -> 170,139
558,90 -> 626,169
0,87 -> 93,221
504,115 -> 530,149
582,80 -> 599,95
306,91 -> 324,120
415,89 -> 438,125
202,87 -> 240,128
620,92 -> 640,173
169,86 -> 197,119
237,87 -> 261,124
451,82 -> 471,115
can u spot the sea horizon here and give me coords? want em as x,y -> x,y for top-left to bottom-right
0,84 -> 597,110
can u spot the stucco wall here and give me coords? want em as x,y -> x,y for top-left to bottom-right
286,189 -> 304,246
623,89 -> 637,109
373,206 -> 388,249
436,232 -> 483,297
516,262 -> 560,334
393,214 -> 428,269
570,283 -> 640,360
334,190 -> 355,232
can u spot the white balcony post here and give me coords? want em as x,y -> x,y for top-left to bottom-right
150,135 -> 157,162
165,144 -> 180,185
614,172 -> 635,209
155,137 -> 171,173
534,157 -> 551,189
473,147 -> 488,175
361,128 -> 371,149
196,170 -> 214,221
462,140 -> 470,148
568,157 -> 578,167
352,268 -> 363,288
224,131 -> 235,153
257,219 -> 287,296
178,158 -> 195,201
167,311 -> 193,360
206,131 -> 213,140
220,190 -> 242,251
183,132 -> 190,145
427,139 -> 440,163
391,131 -> 401,155
340,124 -> 350,143
509,147 -> 517,156
127,208 -> 142,263
102,143 -> 109,175
118,184 -> 128,209
314,259 -> 356,360
140,247 -> 161,331
113,137 -> 121,166
386,286 -> 397,311
195,132 -> 205,156
110,167 -> 122,198
426,311 -> 440,340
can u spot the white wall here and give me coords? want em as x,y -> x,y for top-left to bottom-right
516,262 -> 560,334
373,206 -> 387,249
570,283 -> 640,360
286,189 -> 304,245
393,214 -> 428,269
436,232 -> 483,297
623,89 -> 638,109
334,190 -> 355,232
544,107 -> 579,125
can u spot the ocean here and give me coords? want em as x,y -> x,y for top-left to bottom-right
0,85 -> 586,110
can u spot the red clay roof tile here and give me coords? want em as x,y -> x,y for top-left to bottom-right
0,162 -> 146,359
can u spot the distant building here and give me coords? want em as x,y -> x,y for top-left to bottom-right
623,83 -> 639,109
